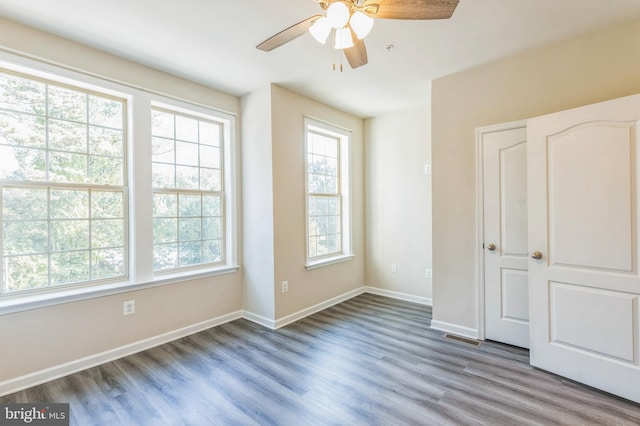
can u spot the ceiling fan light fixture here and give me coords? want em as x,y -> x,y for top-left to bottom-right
334,27 -> 354,49
349,11 -> 374,39
327,1 -> 350,29
309,16 -> 332,44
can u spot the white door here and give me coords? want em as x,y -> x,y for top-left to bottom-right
528,94 -> 640,403
482,125 -> 529,348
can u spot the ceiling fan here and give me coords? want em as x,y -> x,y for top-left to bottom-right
256,0 -> 460,69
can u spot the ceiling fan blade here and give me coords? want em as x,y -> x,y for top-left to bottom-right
366,0 -> 459,20
344,36 -> 368,69
257,15 -> 322,51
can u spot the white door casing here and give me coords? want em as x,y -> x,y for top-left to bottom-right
481,125 -> 529,348
528,94 -> 640,403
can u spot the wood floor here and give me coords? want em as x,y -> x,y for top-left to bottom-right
3,293 -> 640,425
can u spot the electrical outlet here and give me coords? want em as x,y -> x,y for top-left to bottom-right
425,268 -> 433,279
391,264 -> 397,274
123,300 -> 135,316
424,164 -> 432,175
282,281 -> 289,293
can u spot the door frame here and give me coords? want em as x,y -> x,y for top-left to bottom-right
475,120 -> 527,341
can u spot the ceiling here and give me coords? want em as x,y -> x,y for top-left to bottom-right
0,0 -> 639,118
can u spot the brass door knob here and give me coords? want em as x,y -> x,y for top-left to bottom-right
487,243 -> 496,251
531,251 -> 543,260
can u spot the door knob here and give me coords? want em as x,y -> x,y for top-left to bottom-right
531,251 -> 543,260
487,243 -> 496,251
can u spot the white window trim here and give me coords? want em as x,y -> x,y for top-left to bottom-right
304,116 -> 353,270
0,51 -> 238,315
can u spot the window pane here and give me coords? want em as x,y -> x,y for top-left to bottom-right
92,191 -> 123,219
153,243 -> 178,270
152,163 -> 175,188
90,126 -> 123,157
306,123 -> 346,261
152,137 -> 174,163
51,220 -> 90,251
200,168 -> 221,191
200,145 -> 220,169
203,217 -> 222,240
51,250 -> 90,285
199,122 -> 220,146
203,195 -> 221,217
179,241 -> 202,266
179,194 -> 201,217
3,187 -> 47,220
0,146 -> 46,181
176,115 -> 198,142
0,73 -> 46,115
153,193 -> 177,217
179,218 -> 201,241
153,218 -> 177,243
203,239 -> 222,263
3,220 -> 48,255
152,107 -> 225,272
176,165 -> 199,189
90,155 -> 123,185
51,189 -> 89,219
92,248 -> 125,280
89,96 -> 123,129
92,219 -> 124,248
0,71 -> 128,294
48,85 -> 86,121
176,141 -> 199,166
49,151 -> 88,183
152,110 -> 174,138
0,112 -> 46,148
4,254 -> 48,292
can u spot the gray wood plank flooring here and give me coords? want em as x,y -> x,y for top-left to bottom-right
3,293 -> 640,425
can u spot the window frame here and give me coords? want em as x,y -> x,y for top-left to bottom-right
0,52 -> 238,314
304,116 -> 353,269
150,103 -> 229,274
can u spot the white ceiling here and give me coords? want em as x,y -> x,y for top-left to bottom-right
0,0 -> 639,118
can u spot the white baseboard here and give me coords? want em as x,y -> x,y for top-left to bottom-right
430,320 -> 479,340
0,310 -> 243,397
274,287 -> 366,329
363,286 -> 432,306
242,310 -> 276,329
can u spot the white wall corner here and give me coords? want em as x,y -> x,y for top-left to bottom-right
242,310 -> 277,330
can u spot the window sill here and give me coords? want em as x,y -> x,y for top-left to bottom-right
0,265 -> 240,316
305,254 -> 354,270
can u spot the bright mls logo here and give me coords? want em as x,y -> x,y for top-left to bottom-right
1,404 -> 69,425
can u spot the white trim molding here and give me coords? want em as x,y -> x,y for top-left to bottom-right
430,320 -> 479,340
242,311 -> 276,329
364,286 -> 432,306
0,310 -> 243,397
274,287 -> 365,329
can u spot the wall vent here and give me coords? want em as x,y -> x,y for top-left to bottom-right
444,334 -> 482,346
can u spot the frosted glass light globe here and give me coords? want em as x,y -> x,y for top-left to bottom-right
327,1 -> 350,29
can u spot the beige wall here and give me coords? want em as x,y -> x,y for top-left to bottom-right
0,18 -> 244,382
270,85 -> 365,318
365,106 -> 432,299
431,18 -> 640,332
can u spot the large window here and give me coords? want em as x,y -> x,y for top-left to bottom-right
305,118 -> 352,267
0,70 -> 127,294
0,56 -> 237,303
151,108 -> 225,272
